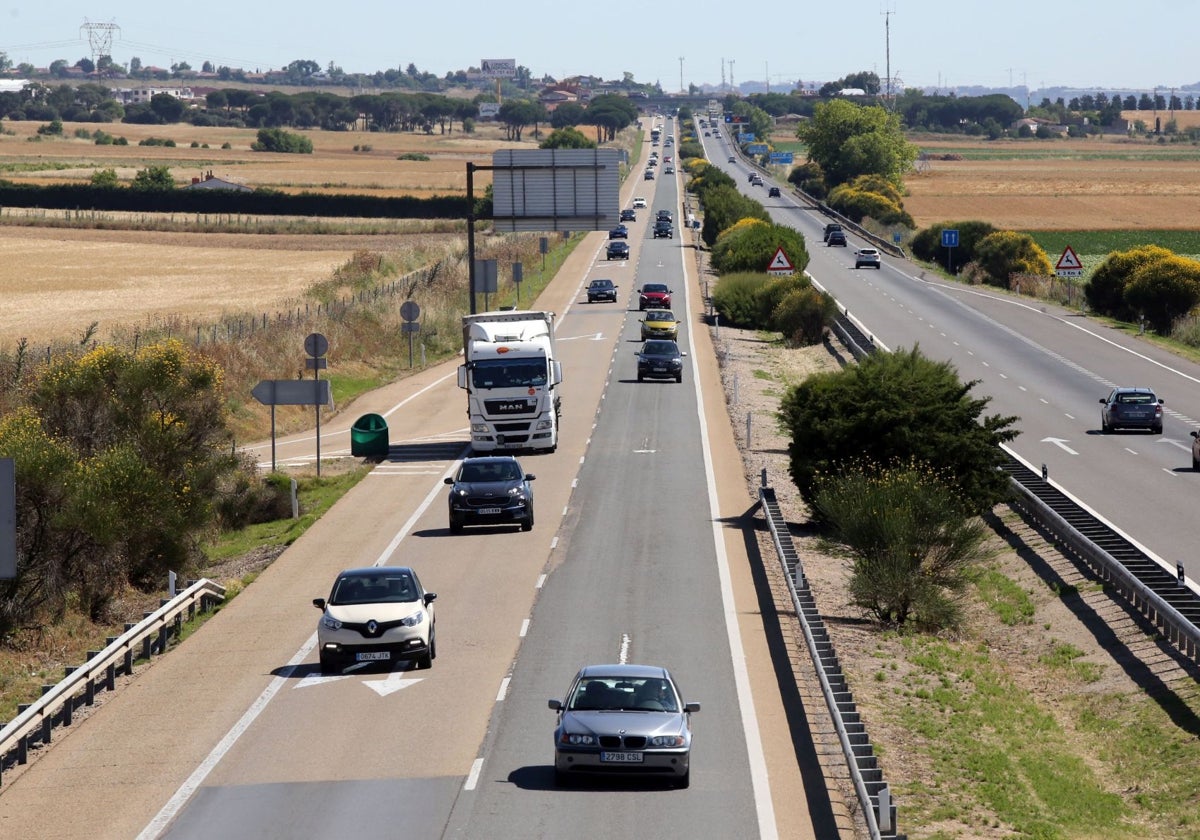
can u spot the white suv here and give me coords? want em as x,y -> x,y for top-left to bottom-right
313,566 -> 437,672
855,248 -> 882,269
633,197 -> 647,209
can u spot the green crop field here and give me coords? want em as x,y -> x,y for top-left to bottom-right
1028,230 -> 1200,262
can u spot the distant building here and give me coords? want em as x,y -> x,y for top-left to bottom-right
184,171 -> 252,192
112,86 -> 197,104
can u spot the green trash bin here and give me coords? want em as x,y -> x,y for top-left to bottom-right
350,413 -> 389,457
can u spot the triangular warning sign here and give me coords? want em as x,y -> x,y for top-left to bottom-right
767,247 -> 794,274
1055,247 -> 1082,271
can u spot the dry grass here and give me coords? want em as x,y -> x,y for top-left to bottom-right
905,150 -> 1200,230
0,118 -> 518,196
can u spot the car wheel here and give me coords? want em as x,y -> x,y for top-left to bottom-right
676,768 -> 690,789
1152,425 -> 1163,435
319,651 -> 338,674
554,768 -> 571,788
675,373 -> 683,383
1101,417 -> 1111,433
430,628 -> 437,661
416,631 -> 434,669
637,373 -> 644,382
449,515 -> 463,533
521,507 -> 534,532
1194,454 -> 1199,470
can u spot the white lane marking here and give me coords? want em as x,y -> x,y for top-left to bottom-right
1042,438 -> 1079,455
496,677 -> 511,702
681,230 -> 779,839
1165,468 -> 1179,476
536,574 -> 547,589
1125,448 -> 1138,456
550,536 -> 559,550
562,506 -> 568,516
1040,398 -> 1048,404
138,459 -> 461,838
464,757 -> 484,791
520,619 -> 530,637
1161,439 -> 1192,453
618,633 -> 631,664
364,675 -> 423,697
136,640 -> 315,840
1065,413 -> 1076,420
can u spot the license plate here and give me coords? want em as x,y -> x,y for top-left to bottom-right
600,751 -> 644,763
478,507 -> 502,515
652,367 -> 666,373
356,651 -> 390,662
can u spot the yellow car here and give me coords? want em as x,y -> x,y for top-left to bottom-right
640,309 -> 679,341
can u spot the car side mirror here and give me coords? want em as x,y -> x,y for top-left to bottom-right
312,598 -> 326,610
525,474 -> 536,481
424,592 -> 437,605
444,477 -> 455,485
1159,398 -> 1165,404
684,702 -> 701,713
548,699 -> 563,711
1098,398 -> 1106,404
1192,431 -> 1199,440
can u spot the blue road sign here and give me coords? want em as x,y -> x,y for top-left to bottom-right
941,229 -> 960,248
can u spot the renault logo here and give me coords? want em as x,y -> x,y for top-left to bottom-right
367,620 -> 378,634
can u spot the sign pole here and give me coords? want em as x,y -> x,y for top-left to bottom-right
467,162 -> 477,315
270,402 -> 277,473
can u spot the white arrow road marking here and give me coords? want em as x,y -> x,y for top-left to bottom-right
294,672 -> 353,689
364,672 -> 424,697
1042,437 -> 1079,455
557,333 -> 606,342
1160,438 -> 1193,452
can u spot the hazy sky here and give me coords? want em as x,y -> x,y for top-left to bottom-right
2,0 -> 1197,92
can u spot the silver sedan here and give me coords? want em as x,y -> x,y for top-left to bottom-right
548,664 -> 699,788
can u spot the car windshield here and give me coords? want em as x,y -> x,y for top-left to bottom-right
331,572 -> 418,605
568,677 -> 678,712
643,341 -> 677,356
648,311 -> 672,321
643,284 -> 668,294
459,460 -> 523,482
470,357 -> 547,389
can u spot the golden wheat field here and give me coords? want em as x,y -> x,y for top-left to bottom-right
0,119 -> 521,346
3,118 -> 1200,346
904,136 -> 1200,230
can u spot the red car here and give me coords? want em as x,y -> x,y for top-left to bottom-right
638,282 -> 672,310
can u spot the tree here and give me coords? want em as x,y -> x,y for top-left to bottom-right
90,168 -> 119,188
498,100 -> 541,141
149,92 -> 185,123
539,126 -> 595,149
711,220 -> 809,275
129,56 -> 142,73
797,99 -> 917,188
250,127 -> 313,153
550,102 -> 586,129
778,345 -> 1019,514
0,51 -> 11,73
131,165 -> 176,190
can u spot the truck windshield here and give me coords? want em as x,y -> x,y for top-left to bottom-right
471,358 -> 547,389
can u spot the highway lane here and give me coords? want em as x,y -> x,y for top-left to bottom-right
441,146 -> 767,838
0,121 -> 820,840
706,123 -> 1200,579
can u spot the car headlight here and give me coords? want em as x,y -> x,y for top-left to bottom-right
471,422 -> 490,433
453,488 -> 467,497
560,732 -> 595,746
648,735 -> 685,747
400,610 -> 425,627
321,614 -> 342,631
535,418 -> 553,430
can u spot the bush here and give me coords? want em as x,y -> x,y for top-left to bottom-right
397,152 -> 430,161
1085,244 -> 1176,321
779,346 -> 1019,514
756,275 -> 808,325
711,220 -> 808,275
215,464 -> 294,529
1123,254 -> 1200,333
771,286 -> 837,346
827,185 -> 914,227
972,230 -> 1054,287
698,184 -> 769,247
813,461 -> 990,629
711,273 -> 770,327
251,127 -> 313,153
910,220 -> 998,272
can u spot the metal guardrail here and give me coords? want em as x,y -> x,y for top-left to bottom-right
1001,449 -> 1200,663
0,577 -> 226,786
758,485 -> 898,839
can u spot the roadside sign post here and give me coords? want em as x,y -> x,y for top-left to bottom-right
304,333 -> 329,476
1055,247 -> 1084,306
400,301 -> 421,369
767,247 -> 795,277
941,228 -> 959,274
512,262 -> 524,305
0,458 -> 13,580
